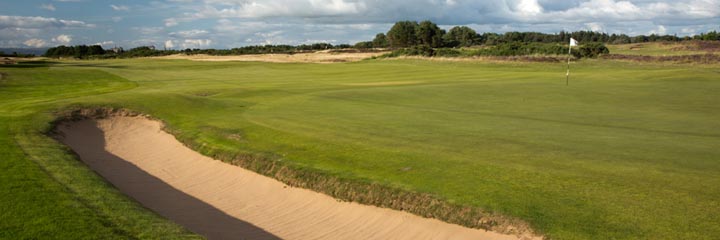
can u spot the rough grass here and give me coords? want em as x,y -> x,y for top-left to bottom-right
607,41 -> 720,56
601,53 -> 720,64
2,58 -> 720,239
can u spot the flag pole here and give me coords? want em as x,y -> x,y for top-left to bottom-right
566,40 -> 571,86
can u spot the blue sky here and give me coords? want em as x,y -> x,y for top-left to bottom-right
1,0 -> 718,49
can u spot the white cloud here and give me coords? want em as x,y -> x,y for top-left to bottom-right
165,40 -> 176,49
170,29 -> 209,38
133,27 -> 164,35
540,0 -> 720,24
256,31 -> 283,38
347,24 -> 373,30
110,4 -> 130,11
164,18 -> 179,27
650,25 -> 667,35
547,0 -> 642,22
681,27 -> 696,35
196,0 -> 365,18
131,38 -> 163,47
182,39 -> 212,48
585,22 -> 605,32
52,34 -> 72,44
93,41 -> 115,47
41,4 -> 56,11
516,0 -> 543,15
24,38 -> 47,47
0,15 -> 95,29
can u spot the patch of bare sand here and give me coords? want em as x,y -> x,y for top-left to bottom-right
156,51 -> 388,63
57,116 -> 539,240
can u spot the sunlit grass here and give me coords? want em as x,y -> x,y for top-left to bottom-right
2,58 -> 719,239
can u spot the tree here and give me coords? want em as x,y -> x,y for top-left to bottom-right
482,33 -> 501,45
444,26 -> 479,47
372,33 -> 389,48
416,20 -> 445,48
387,21 -> 419,48
88,45 -> 106,56
702,31 -> 719,41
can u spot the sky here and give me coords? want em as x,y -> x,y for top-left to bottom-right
1,0 -> 718,49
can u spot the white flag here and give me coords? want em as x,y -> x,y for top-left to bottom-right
570,38 -> 578,47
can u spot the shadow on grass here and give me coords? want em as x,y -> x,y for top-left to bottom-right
60,62 -> 129,69
61,121 -> 280,240
1,60 -> 130,69
0,60 -> 58,68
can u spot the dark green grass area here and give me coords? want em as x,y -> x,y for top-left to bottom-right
2,58 -> 719,239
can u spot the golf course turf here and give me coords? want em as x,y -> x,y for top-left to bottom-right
1,57 -> 719,239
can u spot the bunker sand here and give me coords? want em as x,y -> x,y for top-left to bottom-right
157,51 -> 387,63
58,116 -> 531,240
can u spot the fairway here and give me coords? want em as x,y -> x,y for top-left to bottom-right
2,58 -> 719,239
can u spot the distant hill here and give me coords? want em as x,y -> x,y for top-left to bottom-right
0,48 -> 48,56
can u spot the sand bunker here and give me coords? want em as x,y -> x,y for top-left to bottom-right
57,116 -> 529,240
157,51 -> 387,63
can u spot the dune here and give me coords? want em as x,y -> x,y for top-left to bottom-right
57,116 -> 530,240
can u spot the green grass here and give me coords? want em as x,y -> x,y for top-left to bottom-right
2,58 -> 719,239
0,61 -> 200,239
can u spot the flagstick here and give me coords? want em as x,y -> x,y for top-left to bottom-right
566,41 -> 571,86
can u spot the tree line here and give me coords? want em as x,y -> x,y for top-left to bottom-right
43,43 -> 361,59
357,20 -> 719,49
384,42 -> 609,59
44,45 -> 107,58
0,51 -> 36,58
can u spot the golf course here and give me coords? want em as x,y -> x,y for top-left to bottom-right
1,50 -> 719,239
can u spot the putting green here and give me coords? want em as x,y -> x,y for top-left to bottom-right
1,58 -> 718,239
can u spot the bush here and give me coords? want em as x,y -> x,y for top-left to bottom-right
469,42 -> 567,56
381,42 -> 610,59
574,42 -> 610,58
354,41 -> 374,49
433,48 -> 462,57
407,45 -> 435,57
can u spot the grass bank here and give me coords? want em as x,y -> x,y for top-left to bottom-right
0,61 -> 200,239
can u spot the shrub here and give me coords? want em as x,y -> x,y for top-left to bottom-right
433,48 -> 462,57
574,42 -> 610,58
354,41 -> 374,49
469,42 -> 567,56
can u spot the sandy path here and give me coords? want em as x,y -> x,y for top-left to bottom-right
57,116 -> 528,240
